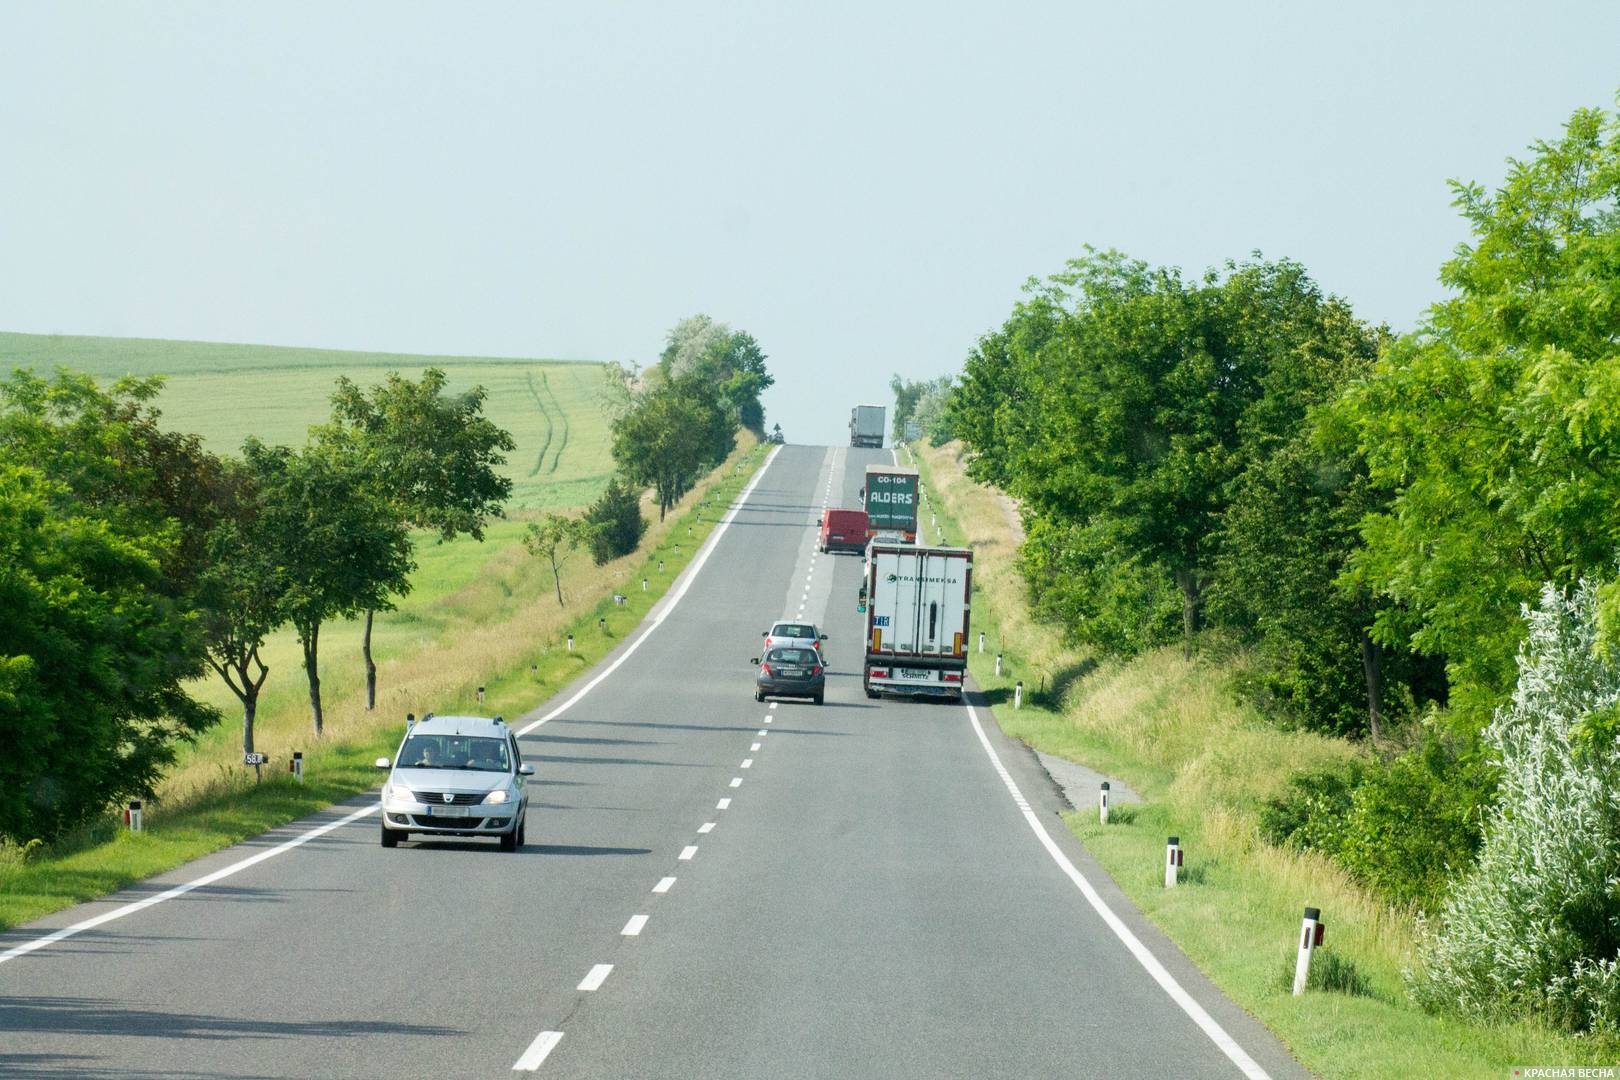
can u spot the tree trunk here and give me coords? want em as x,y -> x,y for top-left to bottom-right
362,608 -> 377,711
551,554 -> 565,605
301,623 -> 324,736
1359,627 -> 1384,742
242,696 -> 257,756
1174,567 -> 1200,659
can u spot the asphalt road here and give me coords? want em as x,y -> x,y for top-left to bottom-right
0,444 -> 1311,1080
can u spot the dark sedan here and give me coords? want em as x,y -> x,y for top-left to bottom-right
752,646 -> 825,705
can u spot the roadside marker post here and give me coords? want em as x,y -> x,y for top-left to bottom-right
126,800 -> 143,833
642,578 -> 649,591
978,631 -> 985,653
476,686 -> 485,706
1100,781 -> 1110,824
1293,906 -> 1324,996
567,634 -> 574,652
1165,836 -> 1182,888
995,654 -> 1003,677
1014,681 -> 1023,709
290,752 -> 303,783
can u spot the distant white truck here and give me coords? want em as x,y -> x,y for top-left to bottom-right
862,541 -> 972,700
849,404 -> 885,448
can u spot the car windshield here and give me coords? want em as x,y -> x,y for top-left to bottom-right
772,623 -> 815,638
398,734 -> 510,771
769,648 -> 818,665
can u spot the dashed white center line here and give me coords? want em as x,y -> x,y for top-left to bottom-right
765,717 -> 773,724
578,964 -> 613,992
729,777 -> 743,788
741,759 -> 753,768
698,822 -> 715,834
751,743 -> 760,751
717,798 -> 731,810
621,915 -> 648,936
653,876 -> 676,894
513,1030 -> 564,1071
769,703 -> 779,710
679,845 -> 698,860
757,730 -> 767,736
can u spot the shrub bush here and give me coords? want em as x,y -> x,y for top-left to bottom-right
584,478 -> 646,565
1411,580 -> 1620,1033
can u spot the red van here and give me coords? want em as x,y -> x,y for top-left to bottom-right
819,508 -> 869,554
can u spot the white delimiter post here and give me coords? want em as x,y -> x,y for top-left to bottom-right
290,752 -> 304,783
1165,836 -> 1182,887
127,800 -> 143,833
1014,681 -> 1023,709
1099,782 -> 1110,824
994,654 -> 1003,677
978,631 -> 985,654
1294,906 -> 1323,995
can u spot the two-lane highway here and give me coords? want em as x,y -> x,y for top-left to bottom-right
0,445 -> 1309,1079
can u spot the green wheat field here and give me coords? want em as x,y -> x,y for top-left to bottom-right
0,330 -> 615,511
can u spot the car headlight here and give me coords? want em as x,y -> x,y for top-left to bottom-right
482,788 -> 511,805
385,783 -> 414,804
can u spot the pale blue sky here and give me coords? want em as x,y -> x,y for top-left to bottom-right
2,3 -> 1616,444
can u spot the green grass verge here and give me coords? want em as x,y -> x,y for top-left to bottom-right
0,331 -> 614,511
907,440 -> 1618,1079
0,440 -> 770,932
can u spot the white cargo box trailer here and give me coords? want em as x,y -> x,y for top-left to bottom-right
862,542 -> 972,699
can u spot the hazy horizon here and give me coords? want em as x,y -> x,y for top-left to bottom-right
3,3 -> 1617,444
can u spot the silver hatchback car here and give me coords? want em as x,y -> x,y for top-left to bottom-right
374,714 -> 534,851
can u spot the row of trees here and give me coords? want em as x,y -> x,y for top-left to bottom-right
0,368 -> 513,842
609,315 -> 772,520
940,98 -> 1620,1028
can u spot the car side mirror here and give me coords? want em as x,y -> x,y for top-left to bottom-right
761,630 -> 768,636
518,763 -> 536,776
820,634 -> 828,640
750,657 -> 760,665
374,757 -> 391,769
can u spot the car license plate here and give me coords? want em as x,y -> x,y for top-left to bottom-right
424,804 -> 468,818
778,666 -> 803,676
900,668 -> 933,679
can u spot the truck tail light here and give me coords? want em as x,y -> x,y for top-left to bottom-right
943,672 -> 963,682
870,669 -> 889,679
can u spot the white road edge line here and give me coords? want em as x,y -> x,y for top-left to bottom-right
0,802 -> 378,967
516,445 -> 784,737
622,915 -> 648,936
578,964 -> 613,991
512,1030 -> 563,1071
962,700 -> 1271,1080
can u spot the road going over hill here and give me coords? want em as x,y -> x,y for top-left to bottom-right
0,444 -> 1310,1079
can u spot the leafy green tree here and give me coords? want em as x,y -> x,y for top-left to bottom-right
1339,101 -> 1620,720
612,378 -> 733,520
583,478 -> 646,565
659,316 -> 773,434
955,250 -> 1361,656
247,441 -> 413,736
317,368 -> 514,709
523,513 -> 593,605
0,463 -> 216,841
195,459 -> 286,756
